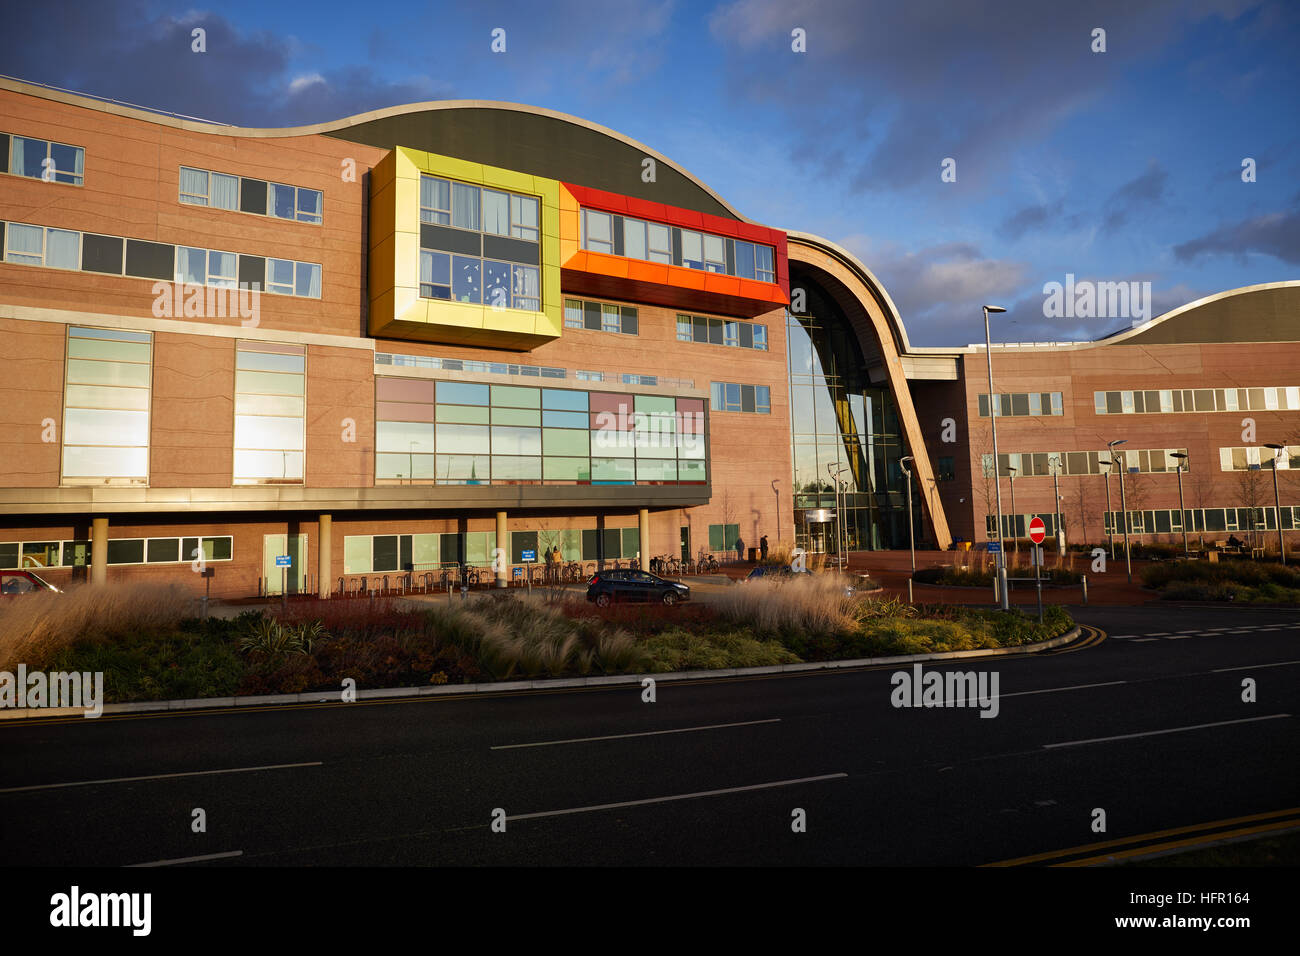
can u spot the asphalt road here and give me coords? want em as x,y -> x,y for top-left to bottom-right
3,604 -> 1297,866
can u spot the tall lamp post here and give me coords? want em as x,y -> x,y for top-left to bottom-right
900,456 -> 916,573
1171,452 -> 1189,558
771,479 -> 781,545
1101,457 -> 1114,559
1263,443 -> 1287,565
1107,439 -> 1127,564
827,463 -> 849,571
1007,464 -> 1018,557
982,305 -> 1009,609
1115,448 -> 1133,583
1049,455 -> 1064,552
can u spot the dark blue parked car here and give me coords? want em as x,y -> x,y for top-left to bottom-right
587,569 -> 690,606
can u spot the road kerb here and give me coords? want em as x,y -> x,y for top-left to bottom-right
0,627 -> 1083,720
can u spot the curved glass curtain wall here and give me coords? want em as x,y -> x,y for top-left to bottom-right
786,284 -> 919,551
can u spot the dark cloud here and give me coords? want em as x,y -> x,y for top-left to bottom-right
1173,209 -> 1300,264
709,0 -> 1261,192
1102,161 -> 1169,232
997,198 -> 1067,240
0,1 -> 450,126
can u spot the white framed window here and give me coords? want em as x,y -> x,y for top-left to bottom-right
420,176 -> 451,224
420,250 -> 451,299
266,258 -> 321,298
482,189 -> 510,236
7,135 -> 84,185
583,209 -> 613,254
623,217 -> 647,259
178,166 -> 238,210
510,194 -> 539,241
647,222 -> 671,263
681,230 -> 703,269
703,234 -> 726,273
4,224 -> 79,269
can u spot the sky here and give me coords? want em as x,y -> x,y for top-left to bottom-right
3,0 -> 1297,347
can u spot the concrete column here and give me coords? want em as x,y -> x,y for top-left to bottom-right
318,514 -> 332,599
495,510 -> 508,588
90,516 -> 108,586
638,508 -> 650,569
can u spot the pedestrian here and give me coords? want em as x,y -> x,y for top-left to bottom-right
734,535 -> 745,564
760,535 -> 769,560
544,544 -> 555,582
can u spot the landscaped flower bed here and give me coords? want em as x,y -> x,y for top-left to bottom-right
4,577 -> 1074,704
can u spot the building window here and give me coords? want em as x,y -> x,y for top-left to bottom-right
582,209 -> 614,254
984,448 -> 1187,477
268,181 -> 323,224
420,175 -> 537,239
5,223 -> 80,269
62,327 -> 152,486
563,297 -> 637,334
176,246 -> 238,288
6,134 -> 84,185
179,166 -> 319,222
677,314 -> 767,350
708,524 -> 740,552
234,342 -> 305,484
579,207 -> 777,282
178,166 -> 238,209
1094,387 -> 1300,414
936,456 -> 955,481
711,381 -> 770,414
1220,445 -> 1300,471
977,391 -> 1064,417
266,257 -> 322,297
417,175 -> 542,310
375,378 -> 706,486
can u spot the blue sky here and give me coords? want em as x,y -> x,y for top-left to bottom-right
4,0 -> 1297,346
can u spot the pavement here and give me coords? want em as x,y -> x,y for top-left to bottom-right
2,603 -> 1295,866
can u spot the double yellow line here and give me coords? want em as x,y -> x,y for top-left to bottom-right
985,806 -> 1300,866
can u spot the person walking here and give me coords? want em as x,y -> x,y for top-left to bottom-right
544,545 -> 555,583
760,535 -> 769,560
734,535 -> 745,564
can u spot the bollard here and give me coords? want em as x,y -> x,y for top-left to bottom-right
1081,574 -> 1088,605
447,582 -> 452,605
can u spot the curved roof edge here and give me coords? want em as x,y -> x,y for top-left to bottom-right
0,75 -> 747,221
1089,280 -> 1300,347
785,230 -> 917,355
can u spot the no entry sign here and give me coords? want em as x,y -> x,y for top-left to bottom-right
1028,517 -> 1047,544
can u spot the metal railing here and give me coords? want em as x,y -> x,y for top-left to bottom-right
375,352 -> 694,390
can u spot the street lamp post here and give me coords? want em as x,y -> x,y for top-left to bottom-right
1171,452 -> 1189,558
977,303 -> 1008,608
1101,458 -> 1114,559
1116,449 -> 1132,582
1007,465 -> 1018,558
827,463 -> 849,572
1264,443 -> 1287,565
900,456 -> 916,573
1049,455 -> 1063,552
1106,440 -> 1127,565
771,479 -> 781,545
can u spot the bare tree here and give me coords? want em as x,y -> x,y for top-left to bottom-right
1069,475 -> 1092,546
1236,464 -> 1269,549
971,431 -> 997,541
